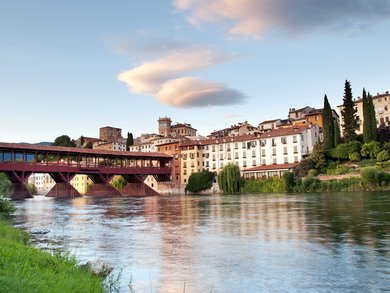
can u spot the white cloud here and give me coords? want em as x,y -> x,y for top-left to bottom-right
157,77 -> 245,107
174,0 -> 390,38
117,47 -> 245,108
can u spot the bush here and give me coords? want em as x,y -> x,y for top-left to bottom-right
307,169 -> 318,177
377,150 -> 390,162
242,177 -> 286,193
293,158 -> 315,178
186,170 -> 214,193
283,172 -> 295,192
349,152 -> 361,162
329,141 -> 362,160
0,196 -> 15,218
326,164 -> 350,175
361,141 -> 381,159
360,167 -> 390,187
361,167 -> 379,186
218,163 -> 243,194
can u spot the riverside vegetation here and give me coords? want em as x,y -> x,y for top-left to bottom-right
0,180 -> 104,293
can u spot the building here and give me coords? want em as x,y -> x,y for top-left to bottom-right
209,121 -> 257,138
288,106 -> 315,120
258,119 -> 282,131
28,173 -> 91,195
158,117 -> 197,137
337,91 -> 390,135
99,126 -> 123,142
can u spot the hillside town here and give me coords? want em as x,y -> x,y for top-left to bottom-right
28,90 -> 390,195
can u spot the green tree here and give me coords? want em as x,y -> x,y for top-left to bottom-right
367,92 -> 377,141
310,143 -> 327,170
361,141 -> 381,159
341,80 -> 358,142
126,132 -> 134,151
186,170 -> 214,193
334,119 -> 341,146
0,173 -> 11,196
112,176 -> 127,191
363,89 -> 377,143
217,163 -> 243,194
53,135 -> 76,147
322,95 -> 335,149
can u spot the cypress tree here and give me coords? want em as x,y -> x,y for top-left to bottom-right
334,119 -> 341,146
322,95 -> 335,149
126,132 -> 134,151
341,80 -> 358,142
367,92 -> 377,141
362,88 -> 370,143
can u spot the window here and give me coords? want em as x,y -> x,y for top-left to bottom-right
235,142 -> 238,149
281,137 -> 287,144
220,163 -> 224,168
220,154 -> 224,160
294,156 -> 299,163
243,161 -> 247,167
272,148 -> 277,156
219,145 -> 223,151
273,158 -> 277,165
260,140 -> 266,146
212,155 -> 216,161
252,150 -> 256,158
235,152 -> 239,159
243,151 -> 247,159
272,138 -> 276,146
294,146 -> 298,154
261,149 -> 266,157
283,147 -> 288,155
293,136 -> 297,143
212,146 -> 216,152
252,160 -> 256,166
242,142 -> 246,149
284,157 -> 288,164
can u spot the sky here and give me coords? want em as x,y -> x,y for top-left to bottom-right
1,0 -> 390,143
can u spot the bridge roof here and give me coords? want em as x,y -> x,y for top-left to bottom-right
0,142 -> 172,159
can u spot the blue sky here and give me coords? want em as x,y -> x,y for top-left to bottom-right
1,0 -> 390,143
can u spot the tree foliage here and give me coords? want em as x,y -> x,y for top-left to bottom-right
334,119 -> 341,146
293,158 -> 315,178
322,95 -> 335,149
126,132 -> 134,151
310,143 -> 327,170
0,174 -> 11,197
363,89 -> 377,143
329,141 -> 362,160
361,141 -> 381,159
217,163 -> 243,194
186,170 -> 214,193
53,135 -> 76,147
112,176 -> 127,191
341,80 -> 358,142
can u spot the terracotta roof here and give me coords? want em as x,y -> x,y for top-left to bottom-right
259,118 -> 280,124
180,125 -> 314,147
0,142 -> 172,159
243,163 -> 298,172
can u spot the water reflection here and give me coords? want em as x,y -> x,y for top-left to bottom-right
13,192 -> 390,292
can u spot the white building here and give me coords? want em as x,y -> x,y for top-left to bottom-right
200,125 -> 319,177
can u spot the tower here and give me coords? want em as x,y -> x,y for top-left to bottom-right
158,117 -> 172,137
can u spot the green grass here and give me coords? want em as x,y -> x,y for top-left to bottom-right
0,220 -> 103,293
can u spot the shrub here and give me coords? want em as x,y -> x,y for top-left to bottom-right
242,177 -> 286,193
377,150 -> 390,162
293,158 -> 315,178
361,141 -> 381,159
361,167 -> 380,186
283,172 -> 295,192
329,141 -> 362,160
186,170 -> 214,193
218,163 -> 243,194
326,164 -> 350,175
349,152 -> 361,162
307,169 -> 318,177
0,196 -> 16,218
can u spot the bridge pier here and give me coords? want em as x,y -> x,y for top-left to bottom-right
121,174 -> 159,196
46,172 -> 81,198
4,171 -> 33,199
85,174 -> 122,197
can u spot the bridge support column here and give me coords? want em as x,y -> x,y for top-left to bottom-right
121,175 -> 159,196
4,171 -> 33,199
46,172 -> 81,198
85,174 -> 122,197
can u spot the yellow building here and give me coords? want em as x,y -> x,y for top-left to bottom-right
70,175 -> 91,195
179,141 -> 203,186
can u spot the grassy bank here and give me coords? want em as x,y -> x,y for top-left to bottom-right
0,220 -> 103,293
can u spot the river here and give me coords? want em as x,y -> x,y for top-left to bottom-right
12,192 -> 390,292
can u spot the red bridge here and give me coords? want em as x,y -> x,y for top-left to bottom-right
0,142 -> 172,199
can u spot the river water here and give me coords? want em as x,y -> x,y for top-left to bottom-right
12,192 -> 390,292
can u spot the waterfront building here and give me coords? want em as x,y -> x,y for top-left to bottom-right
158,117 -> 197,137
337,91 -> 390,135
208,121 -> 257,138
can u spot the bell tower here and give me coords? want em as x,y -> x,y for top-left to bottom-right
158,117 -> 172,137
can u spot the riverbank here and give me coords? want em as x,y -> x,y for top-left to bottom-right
0,219 -> 103,293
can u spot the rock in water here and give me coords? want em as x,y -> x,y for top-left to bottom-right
81,260 -> 113,277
